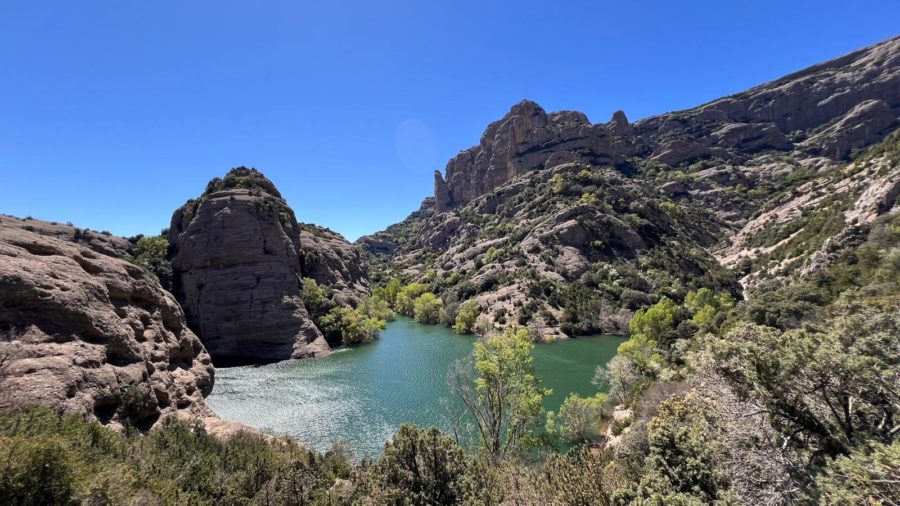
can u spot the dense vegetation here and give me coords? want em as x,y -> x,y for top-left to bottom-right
127,232 -> 173,290
301,278 -> 389,346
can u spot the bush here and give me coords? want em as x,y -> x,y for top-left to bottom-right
0,406 -> 350,504
131,235 -> 173,291
453,299 -> 479,334
546,393 -> 606,444
413,292 -> 444,324
0,435 -> 76,505
367,425 -> 471,504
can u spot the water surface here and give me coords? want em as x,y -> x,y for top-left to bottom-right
207,318 -> 625,457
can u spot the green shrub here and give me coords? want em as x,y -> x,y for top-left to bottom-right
413,292 -> 444,324
453,299 -> 480,334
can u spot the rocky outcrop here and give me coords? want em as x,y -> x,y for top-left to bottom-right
298,224 -> 369,305
438,101 -> 633,211
432,36 -> 900,210
168,168 -> 329,365
800,99 -> 897,159
635,36 -> 900,153
0,216 -> 214,430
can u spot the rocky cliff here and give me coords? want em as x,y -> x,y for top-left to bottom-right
0,216 -> 214,430
168,168 -> 331,365
361,36 -> 900,339
299,223 -> 369,305
434,37 -> 899,212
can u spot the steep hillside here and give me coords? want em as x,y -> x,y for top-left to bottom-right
360,36 -> 900,339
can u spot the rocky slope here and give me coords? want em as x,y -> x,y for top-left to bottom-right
0,216 -> 214,430
168,168 -> 332,365
361,36 -> 900,338
299,223 -> 369,305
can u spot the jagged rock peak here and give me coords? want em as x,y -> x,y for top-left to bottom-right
436,99 -> 629,212
168,168 -> 329,365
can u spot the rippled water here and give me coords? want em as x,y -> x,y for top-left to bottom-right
207,317 -> 625,457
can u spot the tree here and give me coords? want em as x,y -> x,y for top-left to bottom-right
413,293 -> 443,324
453,299 -> 480,334
300,277 -> 329,319
449,328 -> 549,461
394,283 -> 429,316
546,393 -> 607,444
617,297 -> 679,375
131,235 -> 173,290
817,440 -> 900,505
593,355 -> 640,404
319,306 -> 385,346
707,299 -> 900,462
369,425 -> 471,504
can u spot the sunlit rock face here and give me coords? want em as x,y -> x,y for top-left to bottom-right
433,37 -> 900,211
0,216 -> 214,430
168,168 -> 330,365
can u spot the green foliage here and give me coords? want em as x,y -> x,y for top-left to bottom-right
453,299 -> 480,334
546,392 -> 606,444
367,425 -> 472,505
413,292 -> 444,324
131,235 -> 173,290
394,283 -> 429,316
540,447 -> 613,505
0,434 -> 76,505
301,277 -> 329,318
817,439 -> 900,505
707,300 -> 900,462
484,246 -> 502,264
320,305 -> 386,346
302,277 -> 390,346
0,406 -> 350,505
613,394 -> 734,505
549,173 -> 566,194
617,297 -> 679,375
450,328 -> 550,460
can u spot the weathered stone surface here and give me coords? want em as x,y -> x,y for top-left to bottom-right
800,99 -> 897,159
432,36 -> 900,209
0,216 -> 214,429
298,224 -> 369,306
439,100 -> 631,210
168,168 -> 329,365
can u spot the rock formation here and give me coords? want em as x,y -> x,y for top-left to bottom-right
432,37 -> 900,212
361,36 -> 900,339
298,223 -> 369,305
0,216 -> 214,429
168,168 -> 330,365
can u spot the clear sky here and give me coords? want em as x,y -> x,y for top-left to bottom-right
1,1 -> 898,241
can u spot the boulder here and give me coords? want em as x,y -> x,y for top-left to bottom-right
0,216 -> 214,429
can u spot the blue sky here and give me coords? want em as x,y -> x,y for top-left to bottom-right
1,1 -> 898,241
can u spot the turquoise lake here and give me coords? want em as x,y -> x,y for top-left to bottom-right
206,317 -> 625,457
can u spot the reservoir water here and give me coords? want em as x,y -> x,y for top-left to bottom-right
206,317 -> 625,457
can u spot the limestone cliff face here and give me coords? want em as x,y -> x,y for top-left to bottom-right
168,168 -> 329,365
0,216 -> 214,429
433,37 -> 900,212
